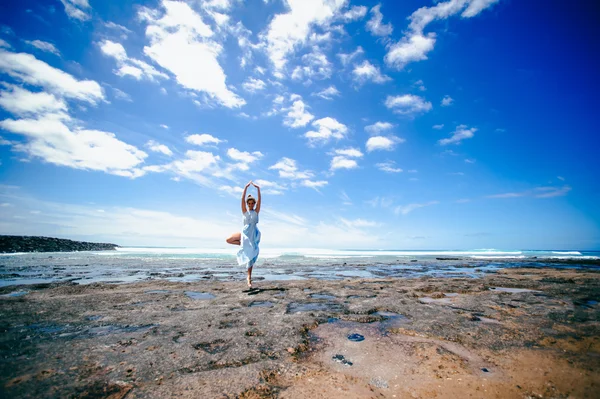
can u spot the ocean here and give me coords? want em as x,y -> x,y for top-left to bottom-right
1,247 -> 598,288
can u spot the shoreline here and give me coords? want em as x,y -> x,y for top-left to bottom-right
1,267 -> 599,398
1,254 -> 599,289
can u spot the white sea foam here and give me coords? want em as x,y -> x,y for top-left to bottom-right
551,251 -> 582,255
107,247 -> 526,258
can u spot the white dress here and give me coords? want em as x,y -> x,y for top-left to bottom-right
237,210 -> 261,269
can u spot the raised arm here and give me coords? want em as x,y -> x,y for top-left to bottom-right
241,181 -> 251,213
253,182 -> 261,214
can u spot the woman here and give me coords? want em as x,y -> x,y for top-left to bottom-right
226,181 -> 261,288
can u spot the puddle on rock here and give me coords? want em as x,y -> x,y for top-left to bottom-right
146,290 -> 171,294
27,324 -> 65,334
477,316 -> 501,324
419,296 -> 453,305
83,324 -> 157,337
373,311 -> 410,327
287,302 -> 343,314
185,291 -> 216,300
25,323 -> 157,338
2,290 -> 29,297
489,287 -> 540,293
309,293 -> 336,300
347,333 -> 365,342
332,354 -> 353,366
249,301 -> 274,308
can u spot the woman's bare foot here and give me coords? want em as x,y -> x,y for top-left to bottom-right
247,275 -> 252,288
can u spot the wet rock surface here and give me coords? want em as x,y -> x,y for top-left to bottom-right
1,268 -> 599,398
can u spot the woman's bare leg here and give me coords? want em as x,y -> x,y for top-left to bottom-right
226,232 -> 241,245
247,267 -> 253,288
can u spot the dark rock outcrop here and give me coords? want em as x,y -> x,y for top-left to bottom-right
0,235 -> 118,253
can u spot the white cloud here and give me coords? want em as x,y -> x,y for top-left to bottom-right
414,79 -> 426,91
146,150 -> 220,180
352,60 -> 391,84
305,117 -> 348,145
291,49 -> 332,81
0,113 -> 147,177
337,46 -> 364,66
0,84 -> 68,116
254,179 -> 287,194
384,94 -> 432,116
438,124 -> 477,145
25,40 -> 60,56
0,39 -> 11,49
269,157 -> 313,180
486,192 -> 525,199
385,33 -> 435,69
557,176 -> 565,181
283,95 -> 314,128
260,0 -> 349,72
313,85 -> 340,100
376,161 -> 402,173
242,77 -> 267,92
113,88 -> 132,102
432,124 -> 444,129
160,124 -> 169,129
219,185 -> 244,195
465,158 -> 476,164
227,148 -> 263,163
394,201 -> 439,215
105,21 -> 132,35
366,4 -> 393,37
301,179 -> 328,189
0,49 -> 104,104
385,0 -> 499,70
330,156 -> 358,171
462,0 -> 500,17
535,185 -> 571,198
339,191 -> 353,206
146,140 -> 173,156
139,0 -> 245,108
343,6 -> 368,21
99,40 -> 168,81
408,169 -> 418,173
487,185 -> 572,199
366,196 -> 393,208
333,148 -> 363,158
365,121 -> 394,134
441,95 -> 454,106
60,0 -> 91,21
0,192 -> 385,249
366,135 -> 405,152
329,148 -> 362,172
185,133 -> 224,146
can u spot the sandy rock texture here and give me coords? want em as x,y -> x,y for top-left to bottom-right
1,267 -> 599,398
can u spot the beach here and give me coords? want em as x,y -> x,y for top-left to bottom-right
1,265 -> 599,398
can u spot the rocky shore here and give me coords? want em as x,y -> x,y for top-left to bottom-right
0,235 -> 118,253
1,267 -> 599,398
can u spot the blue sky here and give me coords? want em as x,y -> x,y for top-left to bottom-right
0,0 -> 598,250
